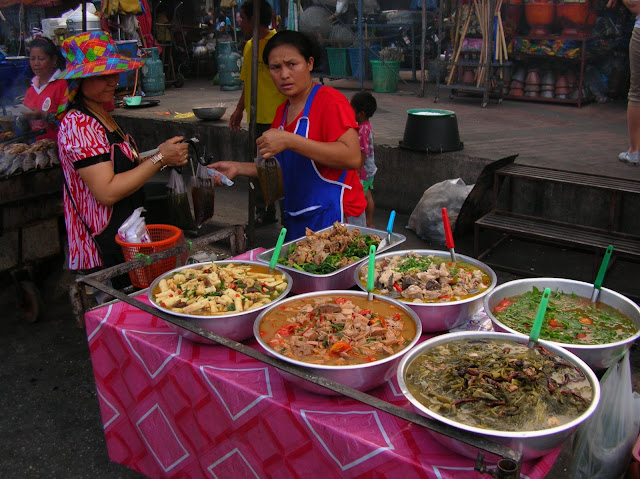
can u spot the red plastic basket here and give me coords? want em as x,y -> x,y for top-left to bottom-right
115,224 -> 188,288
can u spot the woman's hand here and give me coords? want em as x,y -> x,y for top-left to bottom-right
208,160 -> 257,184
256,129 -> 292,159
158,136 -> 189,168
20,108 -> 45,121
229,107 -> 243,131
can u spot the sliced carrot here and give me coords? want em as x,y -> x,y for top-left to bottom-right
578,317 -> 593,324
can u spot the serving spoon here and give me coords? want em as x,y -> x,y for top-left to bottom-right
528,287 -> 551,349
377,210 -> 396,251
590,245 -> 613,303
442,207 -> 457,262
367,244 -> 376,301
269,228 -> 287,272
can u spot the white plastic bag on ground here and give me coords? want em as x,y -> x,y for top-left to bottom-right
569,352 -> 640,479
406,178 -> 474,245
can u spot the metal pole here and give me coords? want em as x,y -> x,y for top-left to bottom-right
232,6 -> 237,43
421,0 -> 426,96
82,2 -> 87,32
247,0 -> 261,248
358,0 -> 363,89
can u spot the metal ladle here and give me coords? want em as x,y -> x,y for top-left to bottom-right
528,287 -> 551,349
590,245 -> 613,303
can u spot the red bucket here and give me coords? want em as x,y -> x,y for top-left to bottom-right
115,224 -> 187,288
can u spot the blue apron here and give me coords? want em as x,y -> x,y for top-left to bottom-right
277,84 -> 348,241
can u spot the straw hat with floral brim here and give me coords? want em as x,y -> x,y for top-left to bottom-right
56,30 -> 142,80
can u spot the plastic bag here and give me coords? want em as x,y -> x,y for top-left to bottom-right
189,163 -> 215,228
118,207 -> 151,243
406,178 -> 473,244
167,168 -> 196,231
254,152 -> 284,207
569,352 -> 640,479
118,206 -> 146,240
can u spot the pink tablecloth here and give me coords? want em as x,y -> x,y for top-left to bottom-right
84,251 -> 561,478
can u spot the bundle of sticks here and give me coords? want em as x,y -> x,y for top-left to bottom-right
446,0 -> 509,87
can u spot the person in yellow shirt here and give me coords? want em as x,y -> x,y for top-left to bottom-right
229,0 -> 285,225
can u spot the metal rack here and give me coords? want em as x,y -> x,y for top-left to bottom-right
435,0 -> 506,107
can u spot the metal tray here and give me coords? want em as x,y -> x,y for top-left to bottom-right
257,224 -> 406,294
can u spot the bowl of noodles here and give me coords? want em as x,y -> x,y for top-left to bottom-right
354,250 -> 497,332
148,261 -> 293,343
254,290 -> 422,395
397,331 -> 600,461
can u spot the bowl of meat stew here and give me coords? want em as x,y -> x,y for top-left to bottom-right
484,278 -> 640,370
148,261 -> 293,343
354,250 -> 497,332
397,331 -> 600,460
254,290 -> 422,395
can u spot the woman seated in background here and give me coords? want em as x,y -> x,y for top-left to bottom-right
18,37 -> 67,140
57,31 -> 189,286
211,30 -> 366,241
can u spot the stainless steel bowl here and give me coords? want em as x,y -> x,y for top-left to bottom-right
257,224 -> 406,294
147,261 -> 293,343
192,106 -> 227,120
484,278 -> 640,370
354,250 -> 498,332
253,290 -> 422,395
397,331 -> 600,461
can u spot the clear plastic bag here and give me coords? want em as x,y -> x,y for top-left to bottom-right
189,163 -> 215,228
569,352 -> 640,479
167,168 -> 196,231
254,152 -> 284,207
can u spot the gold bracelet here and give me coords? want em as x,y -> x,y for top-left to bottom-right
149,151 -> 166,170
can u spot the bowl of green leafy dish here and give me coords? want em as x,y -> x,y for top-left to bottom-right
484,278 -> 640,370
257,222 -> 406,294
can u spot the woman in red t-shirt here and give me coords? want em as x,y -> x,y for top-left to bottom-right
210,30 -> 366,240
18,37 -> 67,141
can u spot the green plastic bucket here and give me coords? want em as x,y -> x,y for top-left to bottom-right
370,60 -> 401,93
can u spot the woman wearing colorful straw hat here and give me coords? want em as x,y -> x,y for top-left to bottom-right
57,31 -> 189,284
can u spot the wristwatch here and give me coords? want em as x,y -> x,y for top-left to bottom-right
149,151 -> 166,170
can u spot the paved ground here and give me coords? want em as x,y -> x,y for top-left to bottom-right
1,78 -> 639,478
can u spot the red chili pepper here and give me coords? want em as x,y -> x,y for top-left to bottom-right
438,294 -> 451,300
276,324 -> 297,337
360,309 -> 371,315
493,297 -> 513,313
161,302 -> 166,307
548,318 -> 560,328
335,297 -> 348,304
576,333 -> 587,339
393,283 -> 402,292
177,289 -> 182,294
329,342 -> 352,355
393,312 -> 402,321
366,356 -> 377,363
230,283 -> 237,289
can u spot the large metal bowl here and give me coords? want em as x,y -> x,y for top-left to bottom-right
193,106 -> 227,121
397,331 -> 601,461
354,250 -> 498,332
253,290 -> 422,395
147,261 -> 293,343
484,278 -> 640,370
257,224 -> 406,294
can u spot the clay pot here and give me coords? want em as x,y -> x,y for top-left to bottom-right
541,84 -> 555,91
556,1 -> 590,36
525,91 -> 540,98
566,69 -> 578,87
555,86 -> 571,95
462,69 -> 475,84
555,93 -> 568,99
502,0 -> 524,36
525,1 -> 556,36
526,69 -> 541,85
541,90 -> 554,98
541,70 -> 555,85
512,67 -> 527,83
510,79 -> 525,89
510,88 -> 524,97
555,75 -> 568,88
525,83 -> 541,92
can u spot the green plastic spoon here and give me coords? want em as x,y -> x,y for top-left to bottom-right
590,245 -> 613,303
269,228 -> 287,271
529,287 -> 551,348
367,244 -> 376,301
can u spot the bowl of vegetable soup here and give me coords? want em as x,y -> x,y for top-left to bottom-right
354,250 -> 497,332
254,290 -> 422,395
484,278 -> 640,370
148,261 -> 293,343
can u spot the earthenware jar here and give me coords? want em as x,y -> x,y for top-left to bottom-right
524,0 -> 556,36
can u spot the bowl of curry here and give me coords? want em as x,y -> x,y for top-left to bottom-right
148,261 -> 293,343
484,278 -> 640,370
354,250 -> 497,332
397,331 -> 600,460
253,290 -> 422,395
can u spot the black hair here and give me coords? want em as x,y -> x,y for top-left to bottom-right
263,30 -> 322,69
28,37 -> 65,71
241,0 -> 272,28
350,91 -> 377,119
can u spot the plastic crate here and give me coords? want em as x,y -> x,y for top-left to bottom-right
326,47 -> 350,77
115,224 -> 187,288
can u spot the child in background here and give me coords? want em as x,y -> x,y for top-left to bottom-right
351,91 -> 378,228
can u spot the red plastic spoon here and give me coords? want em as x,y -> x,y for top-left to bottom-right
442,207 -> 457,262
